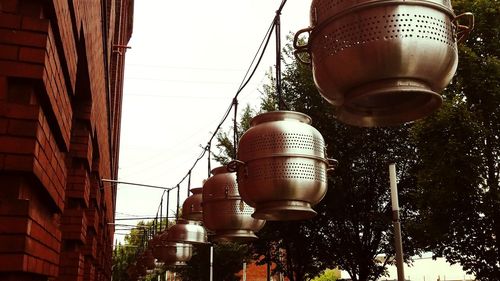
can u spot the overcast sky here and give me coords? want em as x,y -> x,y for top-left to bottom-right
115,1 -> 472,280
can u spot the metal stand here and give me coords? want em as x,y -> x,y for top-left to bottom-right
389,164 -> 405,281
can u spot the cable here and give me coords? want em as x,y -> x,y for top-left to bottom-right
122,0 -> 289,240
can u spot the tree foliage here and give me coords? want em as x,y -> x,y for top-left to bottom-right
213,34 -> 424,281
409,1 -> 500,279
176,242 -> 250,281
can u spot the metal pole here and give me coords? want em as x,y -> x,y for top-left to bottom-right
243,262 -> 247,281
275,8 -> 283,110
389,163 -> 405,281
267,257 -> 271,281
210,245 -> 214,281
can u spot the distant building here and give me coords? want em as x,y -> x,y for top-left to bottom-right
0,0 -> 133,280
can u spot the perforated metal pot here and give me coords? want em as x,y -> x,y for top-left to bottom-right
202,166 -> 265,242
294,0 -> 474,127
151,232 -> 164,261
140,249 -> 155,270
163,242 -> 193,266
167,219 -> 207,244
234,111 -> 333,221
182,187 -> 203,221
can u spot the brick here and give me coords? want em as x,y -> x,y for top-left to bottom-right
0,135 -> 36,153
18,47 -> 45,64
0,0 -> 18,13
21,16 -> 48,32
0,76 -> 6,99
0,254 -> 26,271
0,13 -> 21,28
4,153 -> 34,171
0,198 -> 29,216
0,61 -> 44,79
18,1 -> 42,17
0,217 -> 28,234
0,44 -> 18,60
0,29 -> 47,48
0,235 -> 25,252
0,118 -> 7,133
7,119 -> 37,137
1,103 -> 40,120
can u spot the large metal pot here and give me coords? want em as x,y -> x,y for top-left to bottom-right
182,187 -> 203,221
294,0 -> 474,127
166,219 -> 207,244
234,111 -> 333,221
163,242 -> 193,266
140,249 -> 155,270
203,166 -> 265,242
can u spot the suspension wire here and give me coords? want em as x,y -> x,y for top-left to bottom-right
166,190 -> 170,230
276,0 -> 289,110
233,98 -> 239,159
187,170 -> 192,197
124,1 -> 289,247
207,142 -> 212,177
176,184 -> 181,221
159,193 -> 163,232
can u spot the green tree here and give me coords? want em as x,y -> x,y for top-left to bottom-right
311,269 -> 341,281
409,1 -> 500,279
175,242 -> 250,281
213,35 -> 424,280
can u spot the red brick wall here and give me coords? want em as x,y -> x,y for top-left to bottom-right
0,0 -> 133,280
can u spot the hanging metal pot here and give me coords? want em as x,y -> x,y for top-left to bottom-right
202,166 -> 265,242
182,187 -> 203,221
163,242 -> 193,266
167,218 -> 208,244
232,111 -> 335,221
294,0 -> 474,127
151,232 -> 165,261
126,264 -> 138,280
141,249 -> 156,270
154,231 -> 193,266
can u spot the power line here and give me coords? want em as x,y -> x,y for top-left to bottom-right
118,0 -> 289,242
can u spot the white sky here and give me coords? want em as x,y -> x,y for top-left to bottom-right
115,1 -> 472,280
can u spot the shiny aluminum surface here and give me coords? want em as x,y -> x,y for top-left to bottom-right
182,187 -> 203,221
202,166 -> 265,242
295,0 -> 469,127
162,242 -> 193,266
236,111 -> 329,221
167,219 -> 207,244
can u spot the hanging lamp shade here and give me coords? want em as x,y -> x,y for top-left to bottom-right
293,0 -> 474,127
166,219 -> 207,244
202,166 -> 265,242
234,111 -> 334,221
182,187 -> 203,221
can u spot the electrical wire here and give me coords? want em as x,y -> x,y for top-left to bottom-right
123,0 -> 289,246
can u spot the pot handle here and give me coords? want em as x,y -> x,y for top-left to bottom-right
227,159 -> 246,173
327,158 -> 339,172
453,12 -> 474,43
293,27 -> 313,65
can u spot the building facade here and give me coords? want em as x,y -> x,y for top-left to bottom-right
0,0 -> 133,280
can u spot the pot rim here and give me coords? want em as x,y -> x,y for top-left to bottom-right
250,111 -> 312,127
308,0 -> 456,45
